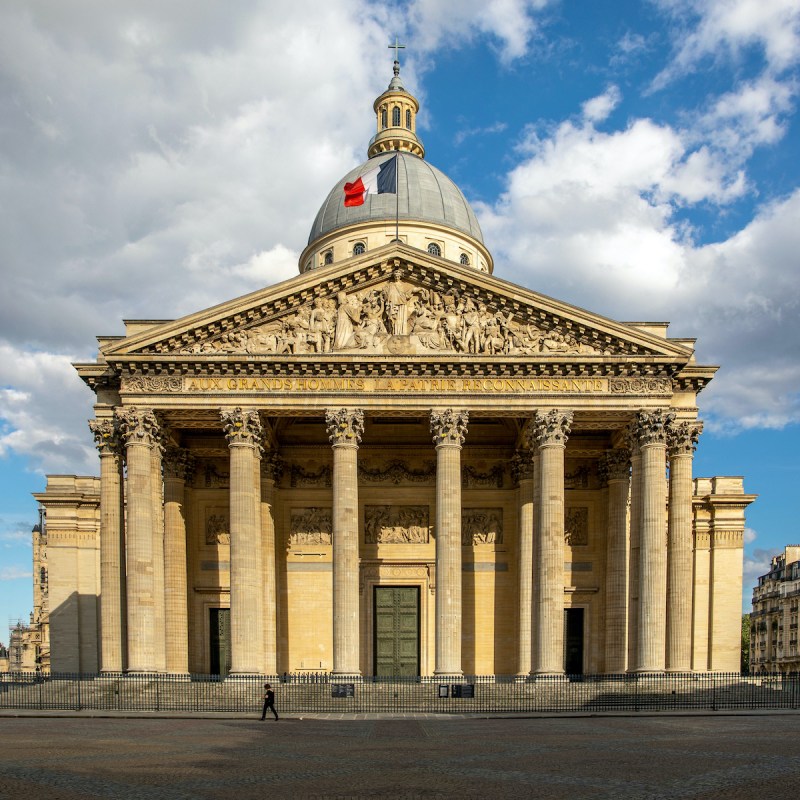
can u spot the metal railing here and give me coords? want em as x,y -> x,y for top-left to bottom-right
1,672 -> 798,714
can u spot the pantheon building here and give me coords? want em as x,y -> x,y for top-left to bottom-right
36,61 -> 754,679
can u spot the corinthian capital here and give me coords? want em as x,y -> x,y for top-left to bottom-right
529,409 -> 573,447
162,445 -> 195,482
325,408 -> 364,446
221,407 -> 264,447
511,450 -> 534,484
667,418 -> 703,457
261,452 -> 284,483
598,448 -> 630,484
115,407 -> 160,447
631,409 -> 675,448
89,418 -> 121,455
430,408 -> 469,447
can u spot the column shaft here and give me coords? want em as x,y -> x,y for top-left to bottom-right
666,453 -> 694,671
163,469 -> 189,675
327,408 -> 364,677
627,447 -> 642,671
150,444 -> 166,673
637,441 -> 668,672
95,432 -> 125,673
515,459 -> 534,677
261,459 -> 279,676
603,449 -> 630,674
223,407 -> 266,676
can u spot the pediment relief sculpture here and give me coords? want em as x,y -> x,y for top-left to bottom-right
167,272 -> 643,358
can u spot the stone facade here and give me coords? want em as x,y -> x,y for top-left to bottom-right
750,545 -> 800,674
32,62 -> 756,678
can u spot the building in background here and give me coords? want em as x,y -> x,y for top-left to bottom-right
34,61 -> 755,678
750,545 -> 800,674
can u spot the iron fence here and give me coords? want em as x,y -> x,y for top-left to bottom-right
0,672 -> 798,714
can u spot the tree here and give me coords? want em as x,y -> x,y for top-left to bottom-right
741,613 -> 751,674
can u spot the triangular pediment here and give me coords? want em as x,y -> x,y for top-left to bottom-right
100,243 -> 693,363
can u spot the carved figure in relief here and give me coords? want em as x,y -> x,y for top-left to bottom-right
461,509 -> 503,545
364,505 -> 429,544
206,513 -> 230,545
564,507 -> 589,546
334,291 -> 363,349
308,297 -> 336,353
289,507 -> 332,546
382,270 -> 419,335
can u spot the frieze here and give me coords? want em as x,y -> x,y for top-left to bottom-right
565,507 -> 589,546
462,509 -> 504,546
358,459 -> 436,484
609,378 -> 672,395
364,505 -> 430,544
122,376 -> 183,393
289,508 -> 332,546
564,463 -> 592,489
289,463 -> 332,488
462,464 -> 505,488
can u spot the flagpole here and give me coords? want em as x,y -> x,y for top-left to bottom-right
394,150 -> 400,242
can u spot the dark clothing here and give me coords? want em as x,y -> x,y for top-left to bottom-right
261,689 -> 278,720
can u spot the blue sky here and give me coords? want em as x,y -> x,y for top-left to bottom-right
1,0 -> 799,639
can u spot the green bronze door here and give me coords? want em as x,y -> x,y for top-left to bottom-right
373,586 -> 420,676
209,608 -> 231,677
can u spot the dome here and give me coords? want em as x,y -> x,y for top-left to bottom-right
307,151 -> 485,247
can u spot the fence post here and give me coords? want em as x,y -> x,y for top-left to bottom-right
77,674 -> 82,712
156,675 -> 160,712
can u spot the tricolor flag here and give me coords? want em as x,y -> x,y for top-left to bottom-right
343,155 -> 397,207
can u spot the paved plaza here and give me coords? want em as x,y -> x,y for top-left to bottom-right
0,712 -> 799,799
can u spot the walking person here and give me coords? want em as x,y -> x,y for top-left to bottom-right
261,683 -> 279,721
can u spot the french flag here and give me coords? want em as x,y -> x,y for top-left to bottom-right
343,155 -> 397,207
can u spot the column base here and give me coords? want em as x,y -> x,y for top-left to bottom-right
529,671 -> 567,682
433,671 -> 464,681
98,671 -> 125,680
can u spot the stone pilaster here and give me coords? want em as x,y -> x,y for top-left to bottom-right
162,445 -> 193,675
632,409 -> 674,672
666,419 -> 701,672
512,453 -> 534,677
529,409 -> 572,677
326,408 -> 364,677
89,418 -> 126,674
221,407 -> 266,676
430,408 -> 469,677
599,448 -> 630,674
116,407 -> 159,673
261,451 -> 282,676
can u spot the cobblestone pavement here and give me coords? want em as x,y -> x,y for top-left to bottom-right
0,713 -> 798,799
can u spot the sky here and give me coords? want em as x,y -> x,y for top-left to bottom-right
1,0 -> 799,639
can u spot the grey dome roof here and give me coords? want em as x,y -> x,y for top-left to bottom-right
307,151 -> 484,246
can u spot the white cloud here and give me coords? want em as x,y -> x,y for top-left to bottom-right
742,546 -> 781,606
407,0 -> 553,63
581,86 -> 622,123
654,0 -> 800,86
0,566 -> 32,582
744,527 -> 757,544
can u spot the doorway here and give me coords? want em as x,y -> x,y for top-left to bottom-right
564,607 -> 584,675
209,608 -> 231,677
373,586 -> 420,676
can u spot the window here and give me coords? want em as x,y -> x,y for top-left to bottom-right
323,250 -> 333,265
427,243 -> 441,257
353,242 -> 365,256
459,253 -> 470,266
381,108 -> 387,129
392,106 -> 401,126
406,109 -> 412,129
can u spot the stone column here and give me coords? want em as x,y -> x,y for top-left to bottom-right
666,419 -> 701,672
430,408 -> 469,677
150,431 -> 166,673
89,418 -> 126,674
530,409 -> 573,677
626,428 -> 642,672
163,445 -> 193,675
221,407 -> 266,676
326,408 -> 364,677
261,451 -> 282,676
600,448 -> 630,674
633,409 -> 673,673
513,452 -> 535,678
116,407 -> 159,673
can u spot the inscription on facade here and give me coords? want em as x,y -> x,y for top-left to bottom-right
462,509 -> 504,546
364,506 -> 430,544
